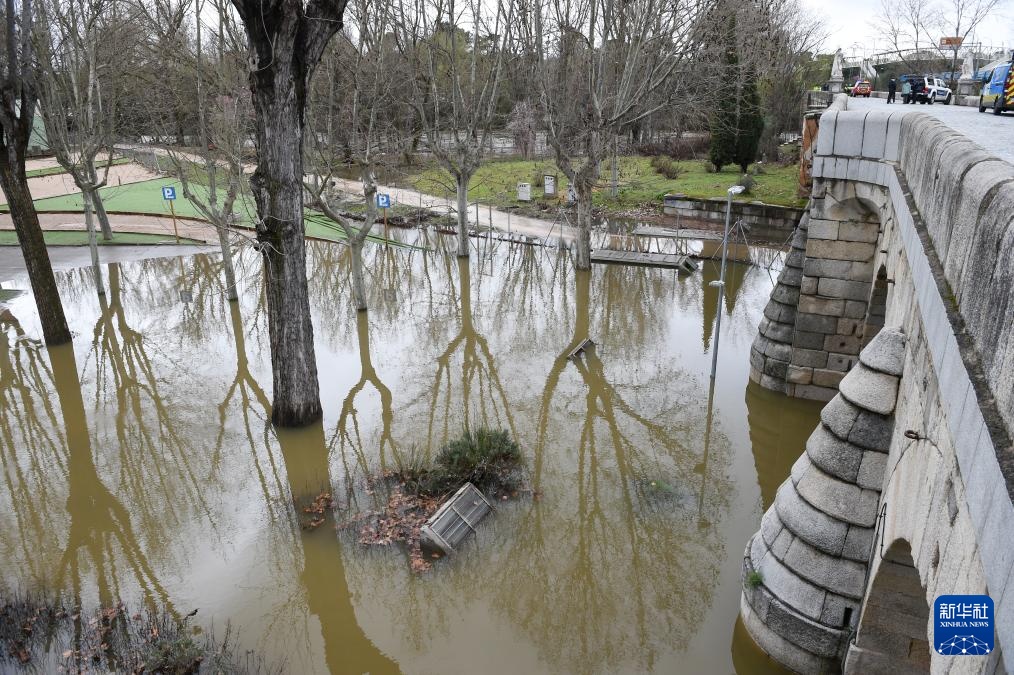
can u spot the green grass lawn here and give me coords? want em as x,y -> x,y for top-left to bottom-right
0,230 -> 204,246
2,177 -> 421,249
25,157 -> 132,179
404,156 -> 806,209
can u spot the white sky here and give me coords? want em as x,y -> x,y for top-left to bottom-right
800,0 -> 1014,56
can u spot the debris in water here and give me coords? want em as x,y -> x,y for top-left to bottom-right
420,483 -> 494,556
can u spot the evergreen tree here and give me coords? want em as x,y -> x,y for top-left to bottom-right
735,65 -> 765,173
708,7 -> 766,174
708,11 -> 738,172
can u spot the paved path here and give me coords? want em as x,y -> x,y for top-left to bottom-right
0,244 -> 214,284
849,97 -> 1014,165
330,177 -> 578,243
0,212 -> 219,242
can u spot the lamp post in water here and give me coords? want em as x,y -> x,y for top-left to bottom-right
709,185 -> 746,380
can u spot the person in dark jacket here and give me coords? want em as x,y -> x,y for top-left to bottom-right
887,78 -> 897,103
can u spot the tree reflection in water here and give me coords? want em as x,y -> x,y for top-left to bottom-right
0,308 -> 172,617
0,233 -> 763,674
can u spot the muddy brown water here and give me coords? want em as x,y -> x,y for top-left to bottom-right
0,232 -> 822,674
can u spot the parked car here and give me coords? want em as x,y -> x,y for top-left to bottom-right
851,80 -> 872,97
979,59 -> 1013,115
901,75 -> 953,105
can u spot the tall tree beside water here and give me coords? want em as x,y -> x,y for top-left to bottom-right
0,0 -> 71,345
229,0 -> 347,426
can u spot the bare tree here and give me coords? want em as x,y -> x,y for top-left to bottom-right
151,0 -> 250,301
393,0 -> 514,258
877,0 -> 946,70
937,0 -> 1005,87
34,0 -> 137,294
740,0 -> 826,159
0,0 -> 71,344
878,0 -> 1003,86
304,0 -> 401,311
529,0 -> 708,269
229,0 -> 347,426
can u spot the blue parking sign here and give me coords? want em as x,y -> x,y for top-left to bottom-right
376,193 -> 391,209
162,186 -> 177,200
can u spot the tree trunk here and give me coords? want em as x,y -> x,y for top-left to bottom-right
455,175 -> 470,258
610,136 -> 618,198
575,188 -> 592,270
82,189 -> 105,296
93,189 -> 113,241
350,238 -> 367,311
0,154 -> 71,345
244,30 -> 321,427
216,219 -> 238,302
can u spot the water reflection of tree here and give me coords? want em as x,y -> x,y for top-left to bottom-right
0,307 -> 171,613
700,258 -> 749,351
0,309 -> 68,589
48,343 -> 173,612
329,310 -> 398,494
275,424 -> 400,675
422,257 -> 517,454
491,268 -> 734,674
87,264 -> 221,565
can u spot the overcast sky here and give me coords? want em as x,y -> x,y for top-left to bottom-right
800,0 -> 1014,56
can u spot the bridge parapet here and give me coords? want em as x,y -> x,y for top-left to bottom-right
743,95 -> 1014,673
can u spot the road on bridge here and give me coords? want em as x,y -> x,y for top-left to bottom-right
850,97 -> 1014,165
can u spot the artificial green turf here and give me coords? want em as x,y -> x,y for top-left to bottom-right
3,177 -> 421,249
0,230 -> 204,246
405,156 -> 807,209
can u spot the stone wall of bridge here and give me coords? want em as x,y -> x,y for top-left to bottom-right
741,97 -> 1014,674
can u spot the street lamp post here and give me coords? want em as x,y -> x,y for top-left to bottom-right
709,185 -> 746,380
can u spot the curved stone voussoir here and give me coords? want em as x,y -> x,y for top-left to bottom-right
847,408 -> 894,452
742,549 -> 845,660
841,523 -> 875,563
782,533 -> 868,600
750,534 -> 828,622
741,593 -> 835,674
858,328 -> 906,376
819,394 -> 861,441
774,481 -> 849,556
806,422 -> 863,483
838,362 -> 900,416
795,459 -> 880,528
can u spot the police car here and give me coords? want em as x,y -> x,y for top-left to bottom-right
901,75 -> 953,105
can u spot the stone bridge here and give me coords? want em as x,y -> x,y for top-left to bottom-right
740,95 -> 1014,674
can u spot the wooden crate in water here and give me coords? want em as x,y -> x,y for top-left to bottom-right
420,483 -> 494,555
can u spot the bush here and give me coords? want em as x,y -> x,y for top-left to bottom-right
634,134 -> 710,160
737,173 -> 756,193
746,570 -> 764,589
395,428 -> 525,497
649,155 -> 682,180
434,428 -> 523,491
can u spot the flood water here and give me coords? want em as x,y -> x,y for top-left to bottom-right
0,232 -> 823,674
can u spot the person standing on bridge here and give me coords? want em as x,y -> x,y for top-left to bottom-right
887,78 -> 897,103
901,78 -> 912,104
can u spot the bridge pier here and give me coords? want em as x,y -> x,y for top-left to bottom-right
741,99 -> 1014,673
750,180 -> 889,401
741,329 -> 906,673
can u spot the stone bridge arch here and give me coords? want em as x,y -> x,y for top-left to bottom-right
750,178 -> 894,402
845,539 -> 930,674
